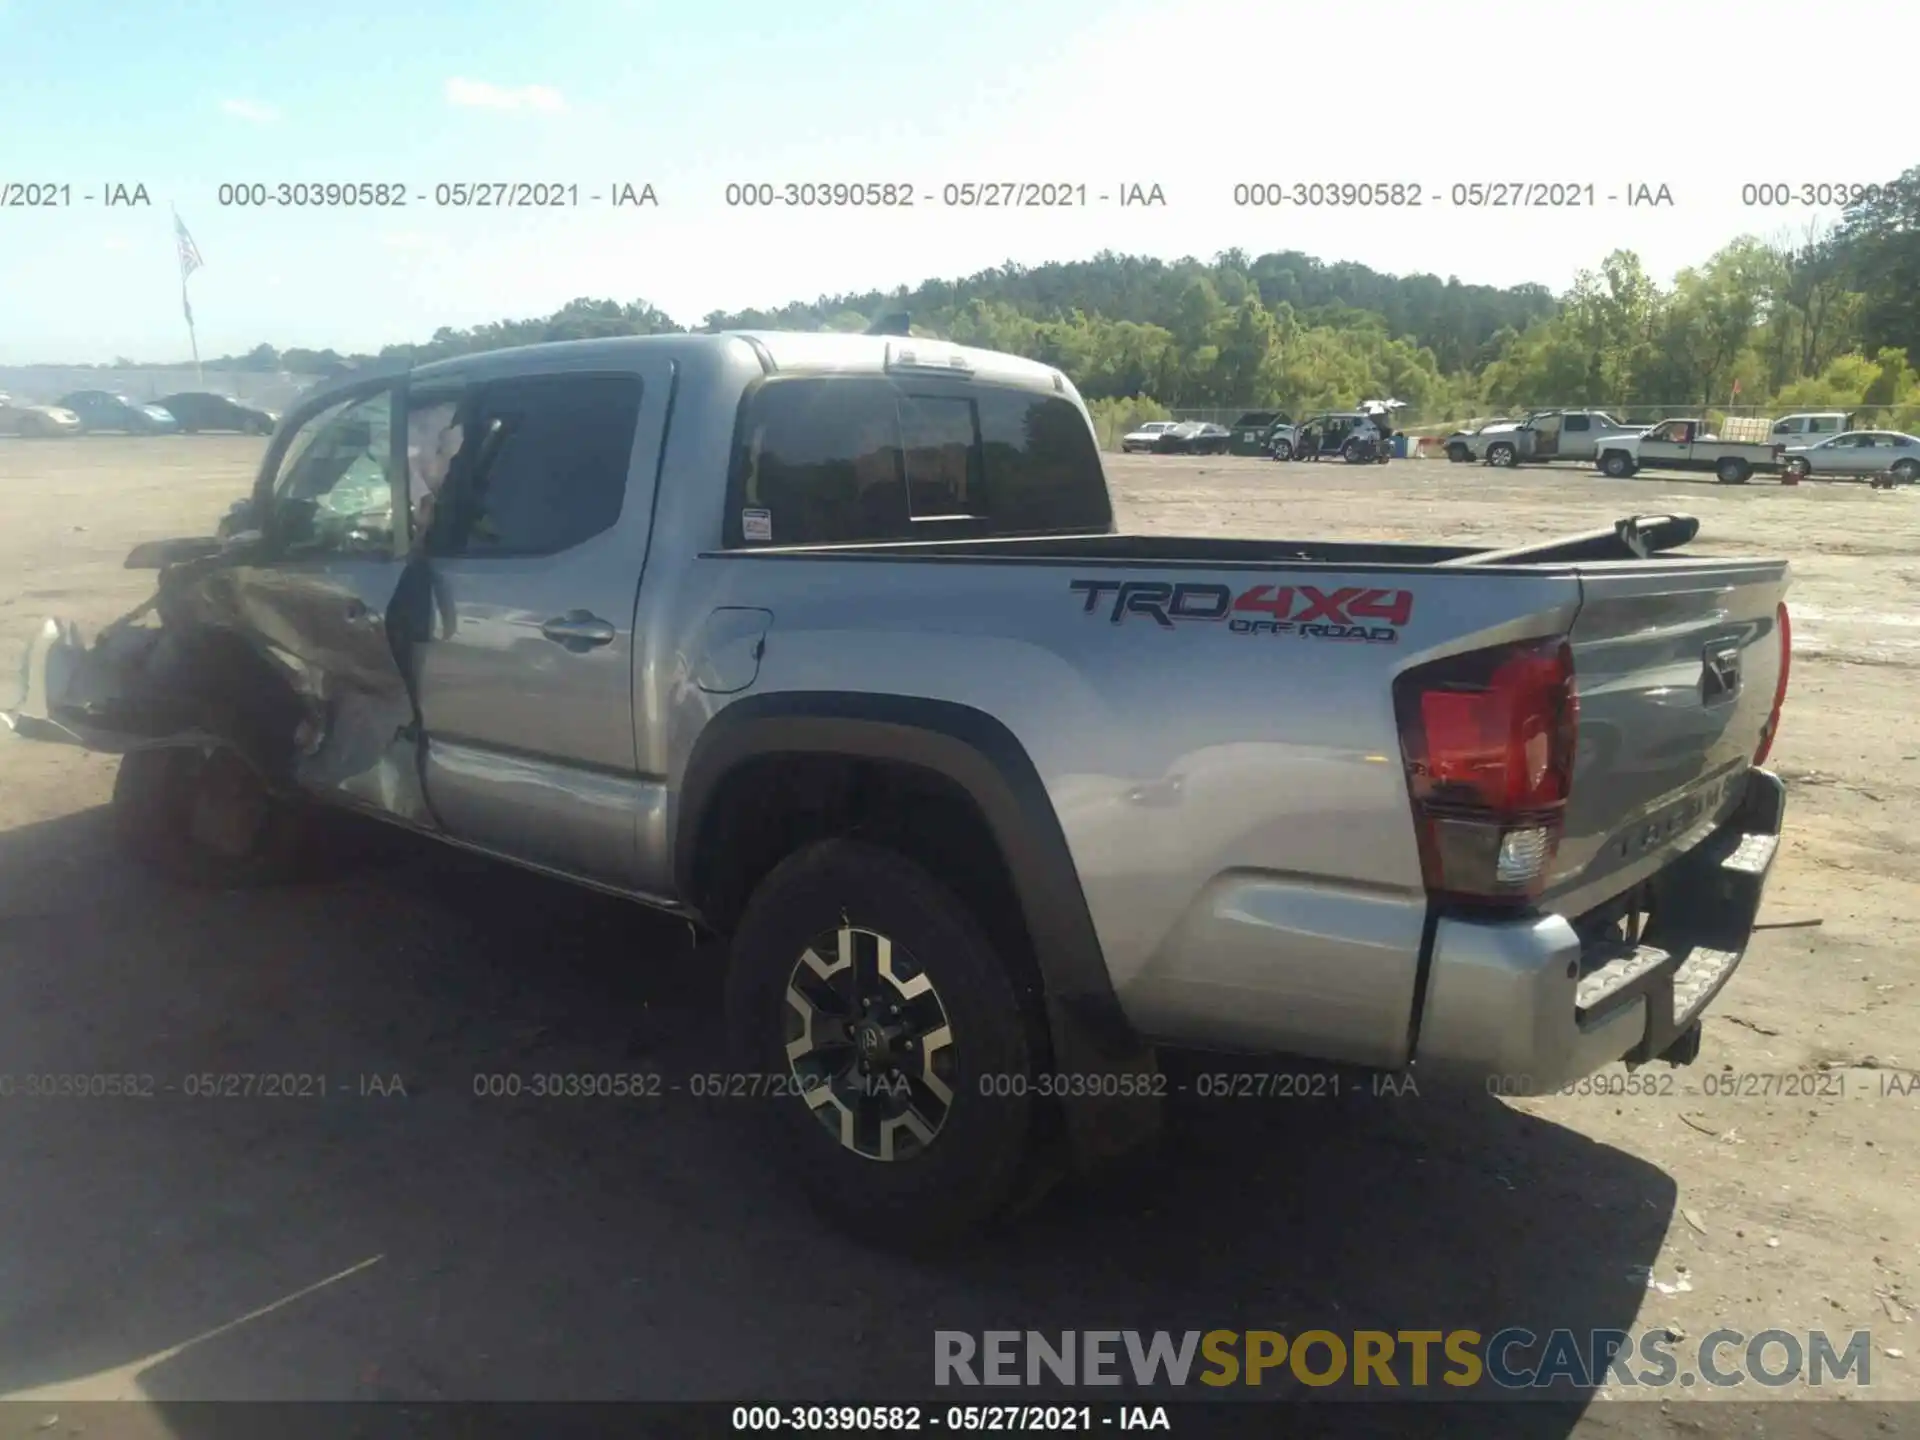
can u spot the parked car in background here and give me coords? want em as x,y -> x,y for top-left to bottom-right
1263,418 -> 1300,459
56,391 -> 179,434
1227,410 -> 1290,455
1594,418 -> 1781,484
1120,420 -> 1178,453
1153,420 -> 1231,454
1782,430 -> 1920,485
1443,417 -> 1516,462
1448,409 -> 1645,468
157,392 -> 279,435
0,393 -> 82,437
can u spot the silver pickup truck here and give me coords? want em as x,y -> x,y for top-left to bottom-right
4,332 -> 1793,1244
1445,408 -> 1645,467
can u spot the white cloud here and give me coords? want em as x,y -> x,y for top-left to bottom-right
219,98 -> 280,124
443,78 -> 566,112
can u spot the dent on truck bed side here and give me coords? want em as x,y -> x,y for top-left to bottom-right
674,690 -> 1158,1156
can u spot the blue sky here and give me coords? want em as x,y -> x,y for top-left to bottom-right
1,0 -> 1912,364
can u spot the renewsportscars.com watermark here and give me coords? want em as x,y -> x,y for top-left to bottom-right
935,1329 -> 1878,1391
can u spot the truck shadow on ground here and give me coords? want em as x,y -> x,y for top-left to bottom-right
0,806 -> 1678,1435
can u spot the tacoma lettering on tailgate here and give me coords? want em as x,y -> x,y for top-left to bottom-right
1069,579 -> 1411,644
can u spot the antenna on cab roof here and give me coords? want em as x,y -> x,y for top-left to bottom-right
865,312 -> 912,336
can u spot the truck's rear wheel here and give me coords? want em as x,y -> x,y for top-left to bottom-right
1600,450 -> 1636,478
1890,459 -> 1918,485
112,744 -> 311,887
1716,456 -> 1752,485
723,838 -> 1040,1248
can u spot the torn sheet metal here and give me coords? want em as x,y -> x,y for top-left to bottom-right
6,550 -> 437,829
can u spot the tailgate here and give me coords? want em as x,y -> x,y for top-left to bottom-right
1544,558 -> 1790,919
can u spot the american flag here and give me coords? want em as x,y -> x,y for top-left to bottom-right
174,212 -> 204,279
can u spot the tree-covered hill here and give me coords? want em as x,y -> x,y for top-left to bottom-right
197,164 -> 1920,434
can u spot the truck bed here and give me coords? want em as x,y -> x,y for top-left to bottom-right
697,513 -> 1788,1005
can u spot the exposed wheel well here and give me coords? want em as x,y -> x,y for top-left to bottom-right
686,752 -> 1049,1035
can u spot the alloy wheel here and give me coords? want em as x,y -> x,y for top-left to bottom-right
784,924 -> 957,1162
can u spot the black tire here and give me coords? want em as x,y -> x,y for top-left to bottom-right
1716,456 -> 1751,485
1486,442 -> 1517,468
1446,442 -> 1471,464
1269,439 -> 1292,461
1784,457 -> 1811,480
1600,449 -> 1636,478
1891,460 -> 1918,485
724,838 -> 1041,1248
112,745 -> 312,887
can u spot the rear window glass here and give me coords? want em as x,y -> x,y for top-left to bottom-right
726,376 -> 1111,546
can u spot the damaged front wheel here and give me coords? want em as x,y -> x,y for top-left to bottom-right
112,745 -> 313,888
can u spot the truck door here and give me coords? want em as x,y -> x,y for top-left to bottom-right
408,362 -> 677,893
1557,411 -> 1593,457
1531,411 -> 1564,458
217,376 -> 429,822
1637,419 -> 1690,468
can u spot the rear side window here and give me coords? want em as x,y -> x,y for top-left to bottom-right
1564,414 -> 1590,431
727,376 -> 1110,546
435,374 -> 641,557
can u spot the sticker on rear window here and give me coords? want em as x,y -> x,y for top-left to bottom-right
742,508 -> 773,543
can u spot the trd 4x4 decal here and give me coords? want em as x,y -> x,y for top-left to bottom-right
1069,578 -> 1411,644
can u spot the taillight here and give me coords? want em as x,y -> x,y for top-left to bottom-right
1752,602 -> 1791,766
1393,638 -> 1578,907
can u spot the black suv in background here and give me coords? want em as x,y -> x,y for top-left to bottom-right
157,392 -> 279,434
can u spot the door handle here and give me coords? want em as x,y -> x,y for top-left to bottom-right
540,611 -> 616,651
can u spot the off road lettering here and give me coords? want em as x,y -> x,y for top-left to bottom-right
1072,578 -> 1412,640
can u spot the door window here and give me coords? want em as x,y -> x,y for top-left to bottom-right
269,390 -> 396,556
429,374 -> 643,557
1563,414 -> 1590,432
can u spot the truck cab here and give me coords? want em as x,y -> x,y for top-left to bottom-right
1770,412 -> 1851,444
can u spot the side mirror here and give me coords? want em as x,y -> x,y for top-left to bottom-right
215,496 -> 258,540
124,536 -> 223,569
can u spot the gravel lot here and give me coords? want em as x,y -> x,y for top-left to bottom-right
0,437 -> 1912,1434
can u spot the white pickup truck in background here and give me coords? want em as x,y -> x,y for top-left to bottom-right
1595,418 -> 1784,484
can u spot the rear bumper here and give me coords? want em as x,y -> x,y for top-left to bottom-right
1413,768 -> 1785,1093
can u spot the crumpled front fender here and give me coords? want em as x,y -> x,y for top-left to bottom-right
2,614 -> 227,755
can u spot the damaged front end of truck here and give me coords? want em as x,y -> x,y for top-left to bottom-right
2,365 -> 436,883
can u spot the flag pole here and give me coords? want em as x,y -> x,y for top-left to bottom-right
185,276 -> 203,388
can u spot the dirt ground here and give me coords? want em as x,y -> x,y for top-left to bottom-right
0,437 -> 1912,1434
